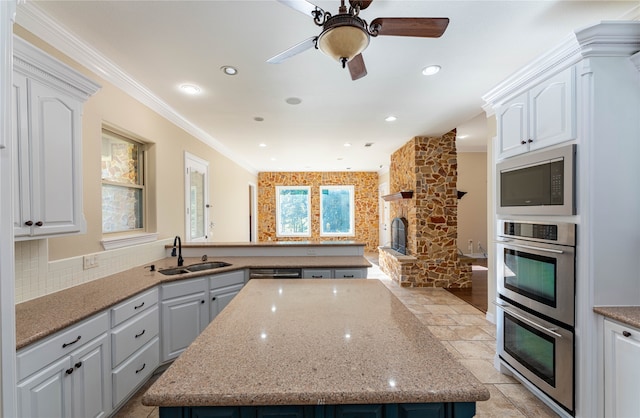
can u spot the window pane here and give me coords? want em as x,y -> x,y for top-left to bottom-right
101,135 -> 141,185
102,184 -> 143,233
321,186 -> 354,236
277,187 -> 310,236
190,169 -> 206,240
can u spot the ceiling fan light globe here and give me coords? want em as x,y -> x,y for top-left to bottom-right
318,25 -> 369,62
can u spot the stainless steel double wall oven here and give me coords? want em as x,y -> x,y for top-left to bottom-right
495,220 -> 576,414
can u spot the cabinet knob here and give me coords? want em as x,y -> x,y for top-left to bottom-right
35,221 -> 43,227
527,139 -> 533,143
24,221 -> 33,226
75,362 -> 82,369
201,300 -> 205,304
212,297 -> 216,301
65,368 -> 74,375
623,331 -> 632,338
520,140 -> 527,145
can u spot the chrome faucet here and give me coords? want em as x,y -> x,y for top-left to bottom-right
171,235 -> 183,266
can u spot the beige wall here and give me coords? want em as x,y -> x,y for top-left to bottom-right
457,152 -> 488,255
14,26 -> 257,261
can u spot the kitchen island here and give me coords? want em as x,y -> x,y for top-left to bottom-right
142,279 -> 489,417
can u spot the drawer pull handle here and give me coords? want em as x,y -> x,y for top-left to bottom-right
75,362 -> 82,369
135,329 -> 146,338
343,275 -> 354,278
623,331 -> 632,337
312,275 -> 322,278
65,368 -> 74,375
62,335 -> 81,348
135,363 -> 146,374
134,302 -> 145,310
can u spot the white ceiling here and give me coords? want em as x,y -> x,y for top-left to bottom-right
23,1 -> 639,173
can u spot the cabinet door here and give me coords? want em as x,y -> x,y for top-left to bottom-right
161,292 -> 208,361
334,269 -> 367,279
529,66 -> 576,151
604,320 -> 640,417
210,284 -> 244,322
28,78 -> 84,237
12,72 -> 32,237
497,92 -> 529,159
71,333 -> 111,418
302,269 -> 332,279
17,356 -> 72,418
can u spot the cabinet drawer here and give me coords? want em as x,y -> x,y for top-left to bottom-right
209,270 -> 245,289
17,312 -> 109,381
111,305 -> 159,368
111,288 -> 158,327
162,278 -> 207,300
334,269 -> 367,278
112,337 -> 159,408
303,269 -> 332,279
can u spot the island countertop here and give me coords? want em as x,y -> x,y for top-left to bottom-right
142,279 -> 490,407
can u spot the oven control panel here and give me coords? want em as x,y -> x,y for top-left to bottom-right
499,220 -> 575,247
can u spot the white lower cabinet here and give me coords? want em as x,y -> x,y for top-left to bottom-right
209,270 -> 245,322
302,269 -> 332,278
112,338 -> 159,408
302,268 -> 368,279
161,278 -> 209,362
604,319 -> 640,417
17,312 -> 111,418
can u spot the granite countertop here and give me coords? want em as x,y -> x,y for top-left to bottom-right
15,256 -> 371,350
142,279 -> 490,407
594,306 -> 640,329
176,241 -> 366,248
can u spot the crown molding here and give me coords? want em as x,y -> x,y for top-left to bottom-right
15,1 -> 258,175
482,21 -> 640,111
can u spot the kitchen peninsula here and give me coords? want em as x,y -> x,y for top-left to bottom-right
142,279 -> 490,418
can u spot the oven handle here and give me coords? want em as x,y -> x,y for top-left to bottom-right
493,300 -> 563,338
497,239 -> 564,254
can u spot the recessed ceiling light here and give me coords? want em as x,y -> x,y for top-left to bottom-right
344,143 -> 352,147
422,65 -> 441,76
337,157 -> 344,161
365,142 -> 374,147
270,157 -> 277,161
385,116 -> 397,122
179,84 -> 201,95
285,97 -> 302,105
221,66 -> 238,75
254,116 -> 264,122
259,143 -> 267,147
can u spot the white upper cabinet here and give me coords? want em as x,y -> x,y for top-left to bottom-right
12,36 -> 100,239
496,66 -> 576,159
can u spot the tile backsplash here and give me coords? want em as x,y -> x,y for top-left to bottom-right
14,238 -> 172,303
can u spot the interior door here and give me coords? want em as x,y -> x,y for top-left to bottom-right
378,182 -> 391,247
185,153 -> 209,242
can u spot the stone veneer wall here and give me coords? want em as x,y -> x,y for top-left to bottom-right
257,172 -> 379,252
382,131 -> 472,288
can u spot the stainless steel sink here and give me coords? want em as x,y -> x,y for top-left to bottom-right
158,261 -> 232,275
185,261 -> 231,272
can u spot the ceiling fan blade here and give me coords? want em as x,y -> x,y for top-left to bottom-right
348,54 -> 367,81
276,0 -> 325,18
370,17 -> 450,38
267,37 -> 317,64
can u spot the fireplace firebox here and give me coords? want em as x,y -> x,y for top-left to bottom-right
391,217 -> 408,255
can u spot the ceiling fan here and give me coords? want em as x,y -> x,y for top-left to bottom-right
267,0 -> 449,80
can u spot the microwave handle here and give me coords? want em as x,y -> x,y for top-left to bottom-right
497,239 -> 564,254
493,300 -> 563,338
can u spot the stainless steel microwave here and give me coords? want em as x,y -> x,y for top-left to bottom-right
497,144 -> 576,216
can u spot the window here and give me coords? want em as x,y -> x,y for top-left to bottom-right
101,130 -> 145,233
320,185 -> 354,236
276,186 -> 310,237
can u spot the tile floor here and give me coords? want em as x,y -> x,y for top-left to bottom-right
115,265 -> 559,418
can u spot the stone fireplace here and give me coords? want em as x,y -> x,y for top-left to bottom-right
379,131 -> 472,288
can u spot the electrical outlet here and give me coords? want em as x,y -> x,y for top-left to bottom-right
83,255 -> 98,270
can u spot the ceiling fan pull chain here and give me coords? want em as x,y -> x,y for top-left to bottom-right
340,57 -> 348,68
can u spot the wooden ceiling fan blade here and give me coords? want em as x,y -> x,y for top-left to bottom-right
371,17 -> 450,38
348,54 -> 367,81
276,0 -> 325,18
267,37 -> 317,64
